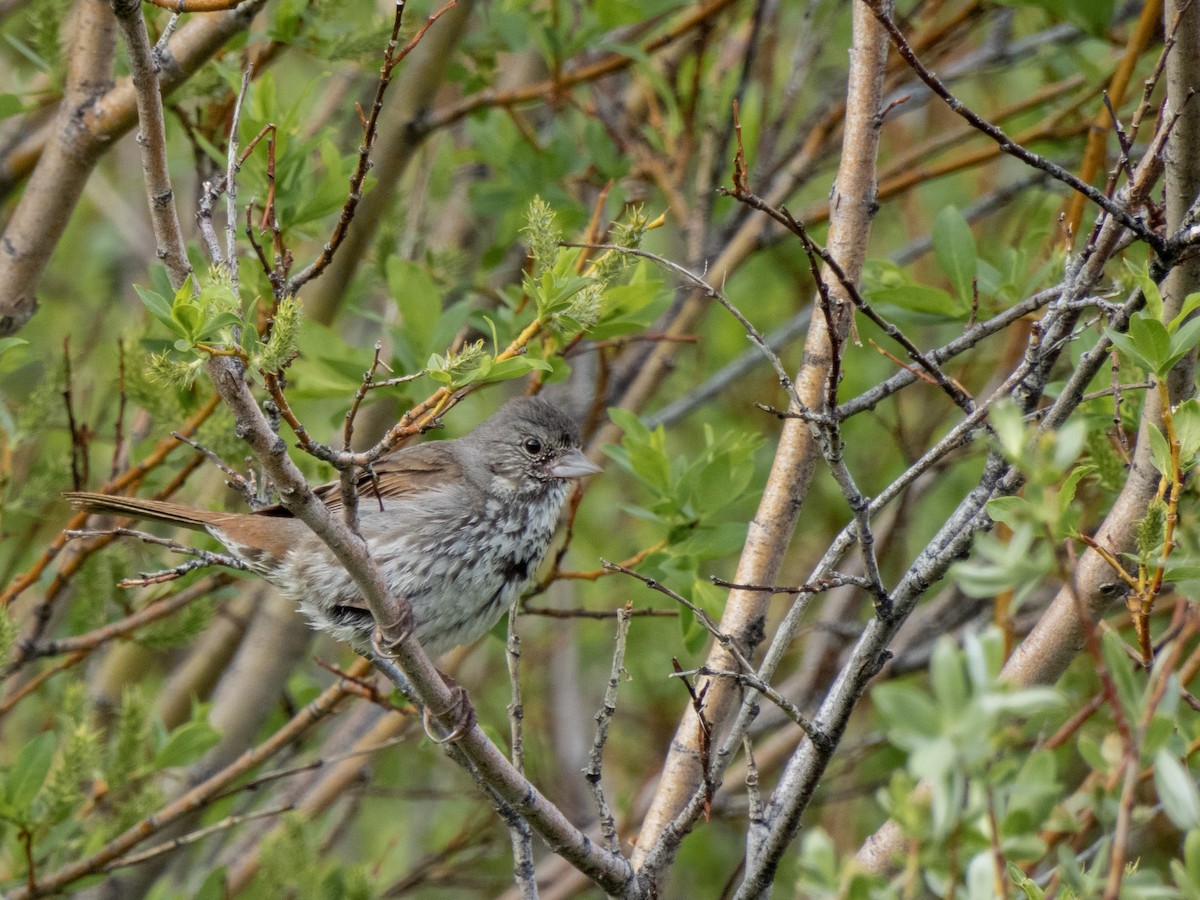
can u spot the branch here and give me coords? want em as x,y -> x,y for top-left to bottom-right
111,0 -> 193,288
286,0 -> 458,293
585,605 -> 633,856
0,0 -> 269,335
860,0 -> 1167,256
8,671 -> 360,898
634,0 -> 893,881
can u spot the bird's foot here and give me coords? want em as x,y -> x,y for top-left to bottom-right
369,602 -> 414,659
422,672 -> 475,744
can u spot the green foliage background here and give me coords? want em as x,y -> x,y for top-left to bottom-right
0,0 -> 1198,897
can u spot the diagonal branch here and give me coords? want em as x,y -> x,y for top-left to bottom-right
861,0 -> 1167,256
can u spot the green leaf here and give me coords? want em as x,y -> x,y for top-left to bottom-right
1124,259 -> 1164,322
979,686 -> 1063,717
1148,423 -> 1173,477
933,206 -> 977,303
0,337 -> 27,362
1168,292 -> 1200,333
1052,420 -> 1087,474
1101,630 -> 1139,719
930,638 -> 968,713
171,301 -> 204,342
153,719 -> 222,769
690,577 -> 725,619
1126,316 -> 1171,374
608,407 -> 650,442
134,285 -> 180,334
386,259 -> 444,365
989,400 -> 1027,462
1058,464 -> 1097,522
986,495 -> 1030,528
869,284 -> 965,322
1164,564 -> 1200,582
461,355 -> 552,386
1010,862 -> 1047,899
1175,399 -> 1200,464
194,312 -> 244,342
670,522 -> 748,559
1166,316 -> 1200,372
679,607 -> 707,654
5,731 -> 56,812
1185,830 -> 1200,894
872,682 -> 940,741
1156,750 -> 1200,830
1105,329 -> 1150,373
0,94 -> 25,120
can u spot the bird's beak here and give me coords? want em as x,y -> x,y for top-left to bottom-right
550,449 -> 603,479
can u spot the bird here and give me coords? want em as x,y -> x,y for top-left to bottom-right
66,396 -> 602,657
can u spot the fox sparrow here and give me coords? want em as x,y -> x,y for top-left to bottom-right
67,397 -> 601,656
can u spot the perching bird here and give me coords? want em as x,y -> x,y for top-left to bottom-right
67,397 -> 601,656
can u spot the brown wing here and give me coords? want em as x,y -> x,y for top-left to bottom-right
255,442 -> 464,516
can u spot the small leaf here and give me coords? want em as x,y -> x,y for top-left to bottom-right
930,637 -> 968,713
0,337 -> 28,362
670,522 -> 748,559
5,732 -> 56,812
979,686 -> 1064,717
1168,291 -> 1200,333
1166,316 -> 1200,372
464,355 -> 551,385
134,285 -> 179,333
872,682 -> 940,739
171,302 -> 204,341
1124,259 -> 1164,322
1148,423 -> 1173,477
933,206 -> 977,303
869,284 -> 965,322
1127,316 -> 1172,375
1156,750 -> 1200,830
608,407 -> 650,442
986,495 -> 1030,528
1174,399 -> 1200,463
1163,564 -> 1200,582
1010,862 -> 1047,899
153,719 -> 222,769
1101,630 -> 1140,718
1058,464 -> 1097,519
1106,329 -> 1153,373
194,312 -> 245,342
0,94 -> 25,120
989,400 -> 1027,462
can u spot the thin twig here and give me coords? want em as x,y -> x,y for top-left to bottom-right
585,603 -> 632,855
673,665 -> 827,748
101,805 -> 295,873
601,560 -> 754,674
225,67 -> 253,286
288,1 -> 458,292
672,658 -> 715,822
562,243 -> 813,420
861,0 -> 1166,256
505,607 -> 538,899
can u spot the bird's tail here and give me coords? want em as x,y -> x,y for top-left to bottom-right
65,492 -> 225,531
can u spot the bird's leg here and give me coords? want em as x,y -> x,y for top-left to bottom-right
369,597 -> 414,658
368,605 -> 474,741
422,670 -> 476,743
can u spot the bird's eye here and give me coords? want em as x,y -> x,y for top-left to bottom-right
523,437 -> 543,455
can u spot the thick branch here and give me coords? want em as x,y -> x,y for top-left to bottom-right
0,0 -> 267,334
632,0 -> 892,884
